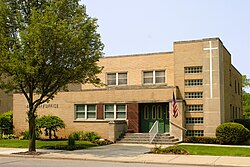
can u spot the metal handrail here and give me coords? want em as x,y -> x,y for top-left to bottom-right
149,120 -> 159,143
170,121 -> 187,131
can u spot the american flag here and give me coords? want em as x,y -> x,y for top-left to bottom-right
172,92 -> 179,118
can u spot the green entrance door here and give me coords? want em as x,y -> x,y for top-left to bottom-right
140,103 -> 169,133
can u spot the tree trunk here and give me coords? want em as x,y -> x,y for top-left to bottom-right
28,112 -> 36,152
49,129 -> 52,140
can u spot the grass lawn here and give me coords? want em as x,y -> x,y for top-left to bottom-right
0,140 -> 96,150
176,145 -> 250,157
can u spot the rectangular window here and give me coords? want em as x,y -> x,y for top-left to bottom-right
184,66 -> 202,73
186,105 -> 203,112
186,130 -> 204,137
104,104 -> 126,120
107,72 -> 127,85
143,70 -> 165,84
186,118 -> 204,124
185,92 -> 203,99
185,79 -> 203,86
75,104 -> 96,120
235,80 -> 237,94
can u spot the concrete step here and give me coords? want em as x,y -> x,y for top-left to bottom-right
118,133 -> 179,144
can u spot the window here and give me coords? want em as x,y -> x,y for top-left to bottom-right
186,105 -> 203,112
185,92 -> 203,99
75,104 -> 96,120
185,79 -> 203,86
143,70 -> 165,84
238,82 -> 240,95
104,104 -> 126,120
186,130 -> 204,137
186,118 -> 204,124
144,106 -> 149,120
184,66 -> 202,73
107,72 -> 127,85
235,80 -> 237,93
229,69 -> 232,86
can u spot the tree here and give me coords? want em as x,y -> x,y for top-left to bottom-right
0,0 -> 103,152
36,115 -> 65,140
242,75 -> 250,117
242,75 -> 250,93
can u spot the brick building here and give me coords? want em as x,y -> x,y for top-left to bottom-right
13,38 -> 242,142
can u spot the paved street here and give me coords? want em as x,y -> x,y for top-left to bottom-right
1,144 -> 250,166
0,157 -> 198,167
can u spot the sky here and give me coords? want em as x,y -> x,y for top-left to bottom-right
80,0 -> 250,80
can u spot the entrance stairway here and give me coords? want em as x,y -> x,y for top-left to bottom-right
117,133 -> 180,144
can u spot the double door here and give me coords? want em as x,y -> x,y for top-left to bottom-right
140,103 -> 169,133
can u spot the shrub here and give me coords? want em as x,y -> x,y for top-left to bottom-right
184,136 -> 219,144
216,122 -> 250,144
93,138 -> 113,145
234,119 -> 250,131
150,146 -> 189,155
2,134 -> 16,139
70,131 -> 84,140
82,132 -> 100,142
0,111 -> 13,136
36,115 -> 65,139
19,130 -> 41,140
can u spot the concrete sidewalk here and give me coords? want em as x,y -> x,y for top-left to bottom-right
0,144 -> 250,167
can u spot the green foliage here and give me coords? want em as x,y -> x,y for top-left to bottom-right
0,0 -> 103,151
184,136 -> 219,144
82,132 -> 100,142
19,130 -> 41,140
243,93 -> 250,117
93,139 -> 113,145
242,75 -> 250,117
36,115 -> 65,139
69,131 -> 100,142
0,111 -> 13,136
242,75 -> 250,93
150,146 -> 189,155
0,140 -> 96,150
69,131 -> 83,140
234,119 -> 250,130
1,134 -> 16,139
216,122 -> 250,144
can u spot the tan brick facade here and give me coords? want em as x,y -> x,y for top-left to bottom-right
13,38 -> 242,141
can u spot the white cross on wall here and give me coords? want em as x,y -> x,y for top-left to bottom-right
203,41 -> 218,99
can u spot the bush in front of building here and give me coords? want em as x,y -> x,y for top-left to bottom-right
0,111 -> 13,138
36,115 -> 65,140
69,131 -> 112,145
19,130 -> 41,140
216,122 -> 250,144
184,136 -> 219,144
150,146 -> 189,155
69,131 -> 84,140
234,119 -> 250,131
69,131 -> 100,142
83,132 -> 100,142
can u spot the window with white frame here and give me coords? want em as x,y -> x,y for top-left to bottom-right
75,104 -> 96,120
107,72 -> 127,86
104,104 -> 126,120
143,70 -> 165,84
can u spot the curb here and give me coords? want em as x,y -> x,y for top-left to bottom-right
0,153 -> 247,167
